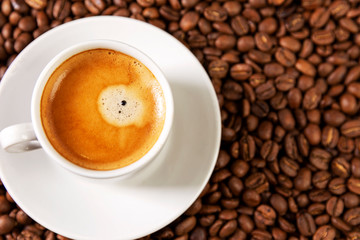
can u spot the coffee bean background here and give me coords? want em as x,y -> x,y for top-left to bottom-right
0,0 -> 360,239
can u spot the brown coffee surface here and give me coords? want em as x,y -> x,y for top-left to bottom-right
41,49 -> 166,170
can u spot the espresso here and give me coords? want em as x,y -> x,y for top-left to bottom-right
41,49 -> 166,170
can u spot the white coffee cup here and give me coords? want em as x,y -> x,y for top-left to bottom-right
0,40 -> 174,179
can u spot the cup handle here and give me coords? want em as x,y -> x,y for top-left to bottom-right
0,123 -> 41,153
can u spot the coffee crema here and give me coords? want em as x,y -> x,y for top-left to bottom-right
41,49 -> 166,170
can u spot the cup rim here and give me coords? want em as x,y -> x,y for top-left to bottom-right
31,39 -> 174,178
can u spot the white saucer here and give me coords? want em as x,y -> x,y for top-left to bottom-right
0,17 -> 221,240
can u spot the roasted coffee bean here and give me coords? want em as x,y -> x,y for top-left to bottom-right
278,109 -> 295,131
295,59 -> 316,77
331,157 -> 350,178
222,81 -> 242,100
10,0 -> 29,13
278,217 -> 296,234
340,93 -> 358,115
254,205 -> 276,226
297,133 -> 310,157
239,134 -> 255,161
329,1 -> 349,18
275,48 -> 296,68
256,81 -> 276,100
303,87 -> 322,110
284,132 -> 300,160
309,189 -> 332,202
227,176 -> 243,196
0,215 -> 15,235
348,231 -> 360,240
332,217 -> 351,233
308,203 -> 326,215
221,199 -> 239,210
337,136 -> 355,153
313,225 -> 336,240
175,216 -> 196,235
271,92 -> 287,110
257,121 -> 273,140
14,32 -> 32,53
18,16 -> 36,32
287,88 -> 302,109
16,210 -> 32,225
219,209 -> 237,221
189,227 -> 206,240
264,62 -> 284,78
260,140 -> 279,161
312,171 -> 331,189
270,194 -> 288,216
245,172 -> 269,194
211,169 -> 231,183
322,126 -> 339,148
248,49 -> 272,64
71,2 -> 88,17
344,207 -> 360,226
24,0 -> 46,10
303,123 -> 321,145
258,17 -> 277,34
199,215 -> 215,227
306,109 -> 321,124
296,212 -> 316,236
345,65 -> 360,85
218,219 -> 236,238
250,229 -> 271,240
274,74 -> 295,91
312,29 -> 335,45
279,36 -> 301,52
340,18 -> 358,34
231,16 -> 248,36
159,5 -> 180,21
326,197 -> 344,217
230,64 -> 252,81
352,158 -> 360,178
294,168 -> 311,191
342,192 -> 360,208
347,177 -> 360,195
251,100 -> 269,118
204,4 -> 227,22
237,36 -> 254,52
208,219 -> 224,236
254,32 -> 272,52
237,214 -> 253,233
324,109 -> 346,127
248,74 -> 265,89
327,66 -> 347,86
279,157 -> 299,177
208,60 -> 228,78
278,174 -> 292,189
242,189 -> 261,207
230,160 -> 249,178
180,11 -> 199,31
0,196 -> 11,214
185,199 -> 202,216
215,34 -> 236,50
154,227 -> 174,240
285,14 -> 304,32
328,178 -> 347,195
341,120 -> 360,138
310,7 -> 330,29
310,148 -> 332,170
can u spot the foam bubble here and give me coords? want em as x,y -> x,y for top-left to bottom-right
98,85 -> 145,127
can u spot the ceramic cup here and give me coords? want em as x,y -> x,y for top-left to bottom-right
0,39 -> 174,179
